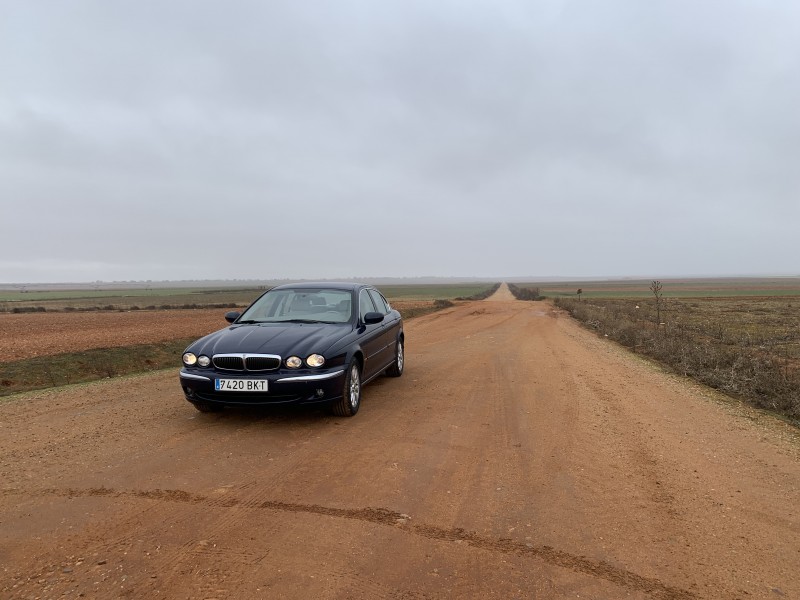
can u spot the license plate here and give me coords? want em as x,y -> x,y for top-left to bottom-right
215,379 -> 268,392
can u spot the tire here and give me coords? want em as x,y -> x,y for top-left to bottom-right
385,338 -> 404,377
192,401 -> 223,413
332,360 -> 361,417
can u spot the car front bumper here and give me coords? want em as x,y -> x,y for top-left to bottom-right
179,367 -> 346,407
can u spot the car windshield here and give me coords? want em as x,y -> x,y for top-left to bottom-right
238,289 -> 353,324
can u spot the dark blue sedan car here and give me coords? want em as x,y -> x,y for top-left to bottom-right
179,282 -> 404,416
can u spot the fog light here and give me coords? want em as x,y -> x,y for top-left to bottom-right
316,389 -> 324,398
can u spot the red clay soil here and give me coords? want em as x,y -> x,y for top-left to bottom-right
1,286 -> 799,599
0,309 -> 229,362
0,301 -> 429,362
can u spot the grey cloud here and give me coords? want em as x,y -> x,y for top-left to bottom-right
1,0 -> 798,281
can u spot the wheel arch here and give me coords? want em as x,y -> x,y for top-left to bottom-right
350,349 -> 364,371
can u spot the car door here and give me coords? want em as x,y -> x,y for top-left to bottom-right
357,289 -> 387,380
368,288 -> 400,367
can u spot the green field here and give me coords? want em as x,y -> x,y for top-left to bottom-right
514,277 -> 800,299
0,282 -> 499,312
0,287 -> 265,310
0,288 -> 214,301
377,283 -> 498,301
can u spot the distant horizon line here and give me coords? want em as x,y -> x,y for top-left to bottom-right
2,273 -> 800,289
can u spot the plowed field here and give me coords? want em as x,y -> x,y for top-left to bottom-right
0,301 -> 430,362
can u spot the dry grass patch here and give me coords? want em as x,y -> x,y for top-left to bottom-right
556,296 -> 800,423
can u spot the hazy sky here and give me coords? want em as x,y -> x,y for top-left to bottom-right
2,1 -> 798,283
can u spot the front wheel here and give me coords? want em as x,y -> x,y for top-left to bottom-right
332,360 -> 361,417
385,338 -> 404,377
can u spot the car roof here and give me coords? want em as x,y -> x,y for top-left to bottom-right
269,282 -> 369,292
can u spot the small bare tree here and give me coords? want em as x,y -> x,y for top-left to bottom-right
577,288 -> 583,301
650,280 -> 663,327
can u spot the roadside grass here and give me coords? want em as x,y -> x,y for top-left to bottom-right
555,296 -> 800,424
533,277 -> 800,299
0,339 -> 196,398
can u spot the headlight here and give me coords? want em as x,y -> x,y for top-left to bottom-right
197,355 -> 211,367
306,354 -> 325,368
286,356 -> 302,369
183,353 -> 197,366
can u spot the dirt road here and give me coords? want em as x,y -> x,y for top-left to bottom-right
2,287 -> 799,599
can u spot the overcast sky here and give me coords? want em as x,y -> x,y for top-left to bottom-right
1,1 -> 798,283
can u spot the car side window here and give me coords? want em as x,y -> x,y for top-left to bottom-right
368,289 -> 389,315
359,289 -> 377,322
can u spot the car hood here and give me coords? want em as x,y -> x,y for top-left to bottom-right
188,322 -> 352,358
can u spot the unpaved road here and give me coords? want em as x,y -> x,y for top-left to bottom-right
2,286 -> 799,599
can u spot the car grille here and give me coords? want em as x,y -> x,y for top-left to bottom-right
246,356 -> 281,371
212,354 -> 281,372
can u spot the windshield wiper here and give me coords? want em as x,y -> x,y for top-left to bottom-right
239,318 -> 338,324
280,318 -> 323,324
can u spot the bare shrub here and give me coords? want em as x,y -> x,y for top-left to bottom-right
93,354 -> 117,378
555,297 -> 800,422
650,280 -> 664,326
508,284 -> 545,301
614,323 -> 640,349
11,306 -> 47,314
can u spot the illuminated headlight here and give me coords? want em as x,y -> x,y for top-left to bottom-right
286,356 -> 302,369
197,355 -> 211,367
306,354 -> 325,368
183,353 -> 197,366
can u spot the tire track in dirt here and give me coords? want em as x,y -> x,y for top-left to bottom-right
4,486 -> 696,600
116,426 -> 346,596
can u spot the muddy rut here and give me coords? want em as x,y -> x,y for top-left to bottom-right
1,285 -> 798,599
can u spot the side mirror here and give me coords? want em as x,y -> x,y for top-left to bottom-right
225,311 -> 241,323
363,312 -> 384,325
